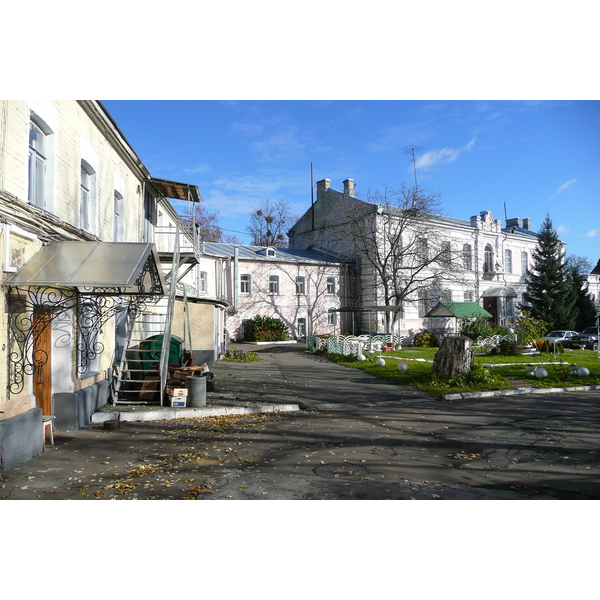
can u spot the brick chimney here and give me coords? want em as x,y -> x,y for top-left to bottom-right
506,218 -> 521,228
316,179 -> 330,201
343,179 -> 355,196
523,218 -> 531,230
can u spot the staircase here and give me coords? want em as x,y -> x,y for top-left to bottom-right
111,226 -> 184,406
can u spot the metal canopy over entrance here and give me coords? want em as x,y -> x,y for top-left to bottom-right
4,241 -> 166,395
146,177 -> 202,203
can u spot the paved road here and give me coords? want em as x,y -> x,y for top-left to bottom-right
2,343 -> 599,500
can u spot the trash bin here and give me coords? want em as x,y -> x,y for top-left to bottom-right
139,335 -> 184,374
185,375 -> 206,407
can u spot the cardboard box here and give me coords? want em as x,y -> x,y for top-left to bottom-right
166,386 -> 188,397
170,398 -> 186,408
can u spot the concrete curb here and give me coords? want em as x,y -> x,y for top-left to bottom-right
90,403 -> 301,424
441,384 -> 600,401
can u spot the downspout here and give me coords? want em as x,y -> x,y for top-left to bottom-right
233,247 -> 239,312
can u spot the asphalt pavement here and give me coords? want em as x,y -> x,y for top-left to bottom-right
2,342 -> 599,500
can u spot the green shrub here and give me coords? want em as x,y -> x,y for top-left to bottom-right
514,313 -> 550,346
244,315 -> 290,342
461,318 -> 507,341
488,339 -> 522,356
413,329 -> 439,347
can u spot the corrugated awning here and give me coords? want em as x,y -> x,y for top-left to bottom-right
424,302 -> 492,319
147,177 -> 202,203
5,241 -> 165,296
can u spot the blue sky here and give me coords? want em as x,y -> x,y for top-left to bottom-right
102,100 -> 600,267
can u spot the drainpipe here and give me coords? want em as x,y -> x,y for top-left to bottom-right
233,246 -> 239,312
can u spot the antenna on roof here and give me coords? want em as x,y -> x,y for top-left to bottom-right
403,146 -> 425,206
310,162 -> 315,230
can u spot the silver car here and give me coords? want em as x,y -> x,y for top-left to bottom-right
568,327 -> 600,351
537,330 -> 579,347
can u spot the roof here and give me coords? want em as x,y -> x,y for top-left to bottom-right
147,177 -> 202,203
5,241 -> 165,295
202,242 -> 344,265
424,302 -> 492,319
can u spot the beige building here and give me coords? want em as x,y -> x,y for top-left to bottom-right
0,100 -> 202,469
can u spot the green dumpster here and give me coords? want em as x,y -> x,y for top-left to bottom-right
139,334 -> 184,373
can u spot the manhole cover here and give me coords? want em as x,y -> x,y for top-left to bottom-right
313,463 -> 367,479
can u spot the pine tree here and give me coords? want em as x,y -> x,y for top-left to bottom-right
522,215 -> 576,330
569,265 -> 598,331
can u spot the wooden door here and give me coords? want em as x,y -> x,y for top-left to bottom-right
33,310 -> 52,416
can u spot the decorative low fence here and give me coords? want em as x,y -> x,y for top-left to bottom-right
475,333 -> 518,350
307,334 -> 404,356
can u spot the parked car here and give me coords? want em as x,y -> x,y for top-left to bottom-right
568,327 -> 600,351
537,330 -> 579,347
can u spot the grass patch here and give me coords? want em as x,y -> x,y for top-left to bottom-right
323,347 -> 600,396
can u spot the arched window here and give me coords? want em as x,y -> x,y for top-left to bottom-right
462,244 -> 472,270
484,245 -> 494,273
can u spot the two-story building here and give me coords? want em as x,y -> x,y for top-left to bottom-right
289,178 -> 543,338
0,100 -> 202,469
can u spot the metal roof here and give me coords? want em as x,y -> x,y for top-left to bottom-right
5,241 -> 165,295
202,242 -> 344,264
148,177 -> 202,203
424,302 -> 492,319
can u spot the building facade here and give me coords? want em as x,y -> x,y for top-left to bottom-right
289,178 -> 543,339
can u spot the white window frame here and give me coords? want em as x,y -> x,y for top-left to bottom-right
463,244 -> 472,270
28,115 -> 54,209
295,275 -> 306,295
80,160 -> 96,233
297,317 -> 307,337
521,252 -> 528,274
269,275 -> 279,295
199,271 -> 208,294
113,190 -> 125,242
326,277 -> 336,295
504,249 -> 513,274
484,245 -> 494,273
464,291 -> 473,302
240,273 -> 251,294
327,311 -> 337,326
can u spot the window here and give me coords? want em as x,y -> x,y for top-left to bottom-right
441,289 -> 452,302
326,277 -> 336,295
505,297 -> 515,317
484,245 -> 494,273
504,249 -> 513,274
440,241 -> 451,267
269,275 -> 279,295
297,318 -> 306,337
240,273 -> 251,294
199,271 -> 207,294
521,252 -> 528,274
462,244 -> 472,270
295,276 -> 305,295
80,160 -> 96,233
464,291 -> 473,302
417,238 -> 428,261
113,191 -> 124,241
78,302 -> 100,376
327,310 -> 337,326
266,247 -> 276,257
28,117 -> 49,207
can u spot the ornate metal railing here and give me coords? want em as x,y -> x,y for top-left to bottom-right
307,334 -> 404,356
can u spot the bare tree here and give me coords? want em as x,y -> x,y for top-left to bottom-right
246,200 -> 297,247
185,204 -> 241,243
324,184 -> 469,333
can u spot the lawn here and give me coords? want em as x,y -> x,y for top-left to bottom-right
324,346 -> 600,397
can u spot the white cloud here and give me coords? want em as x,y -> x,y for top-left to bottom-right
414,137 -> 476,170
549,179 -> 576,200
587,229 -> 599,238
556,224 -> 570,235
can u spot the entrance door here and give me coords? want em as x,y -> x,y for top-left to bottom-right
483,297 -> 499,326
33,310 -> 52,416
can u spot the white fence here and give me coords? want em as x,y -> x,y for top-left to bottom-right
308,334 -> 404,356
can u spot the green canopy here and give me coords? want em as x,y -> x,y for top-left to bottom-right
424,302 -> 492,319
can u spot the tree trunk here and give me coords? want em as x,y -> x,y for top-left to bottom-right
432,336 -> 473,380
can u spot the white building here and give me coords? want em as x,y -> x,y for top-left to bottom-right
199,242 -> 349,341
289,178 -> 543,338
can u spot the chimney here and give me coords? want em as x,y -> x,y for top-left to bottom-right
343,179 -> 355,196
316,179 -> 330,201
523,218 -> 531,230
506,218 -> 521,228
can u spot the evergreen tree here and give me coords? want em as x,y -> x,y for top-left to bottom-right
522,214 -> 576,330
568,264 -> 598,331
